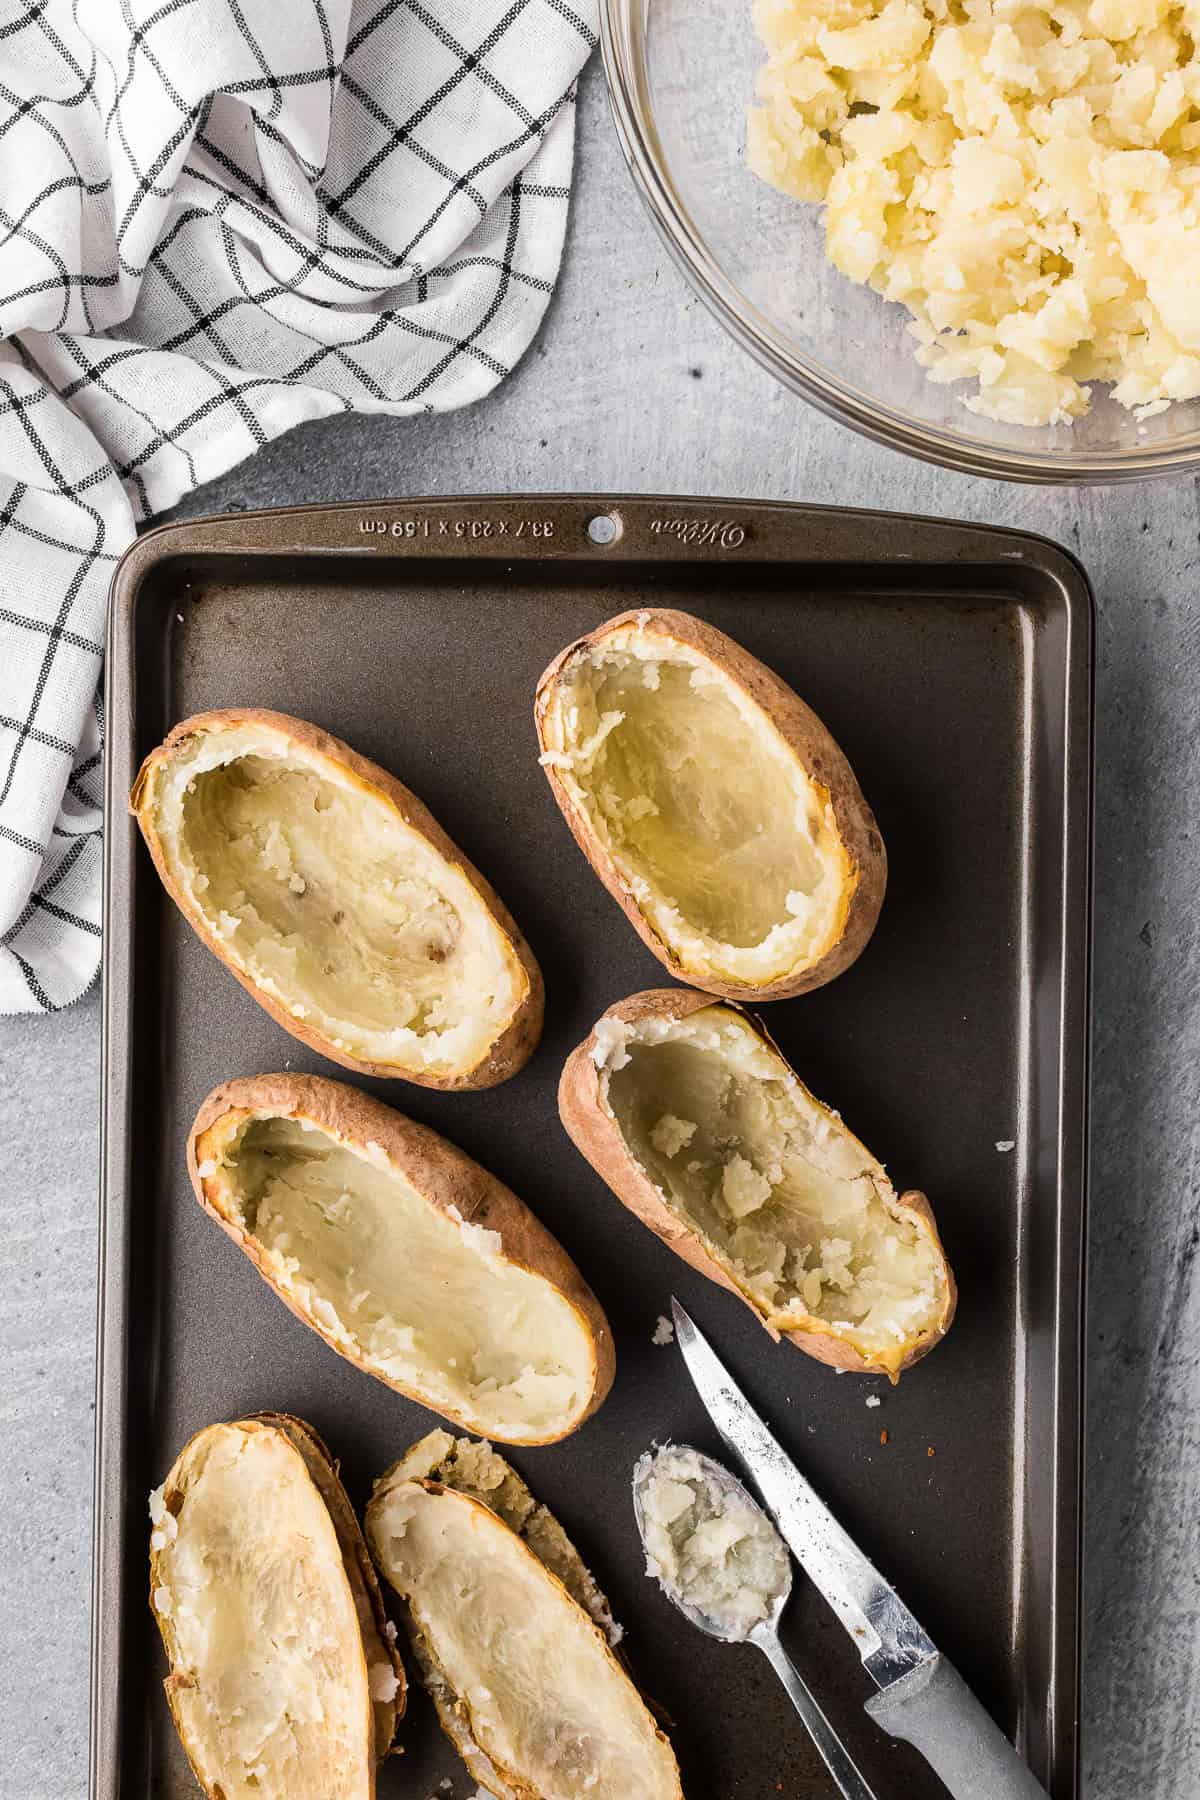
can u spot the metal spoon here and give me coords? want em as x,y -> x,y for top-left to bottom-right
633,1445 -> 878,1800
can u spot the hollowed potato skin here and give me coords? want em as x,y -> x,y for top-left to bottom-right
535,610 -> 887,1001
366,1450 -> 685,1800
558,988 -> 956,1381
149,1414 -> 389,1799
189,1072 -> 616,1443
131,708 -> 544,1088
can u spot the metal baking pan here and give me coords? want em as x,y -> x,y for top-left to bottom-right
94,496 -> 1091,1800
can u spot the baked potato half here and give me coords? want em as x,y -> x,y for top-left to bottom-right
252,1414 -> 405,1761
560,990 -> 955,1380
366,1432 -> 684,1800
148,1415 -> 403,1800
131,709 -> 542,1087
535,609 -> 885,1000
189,1073 -> 614,1443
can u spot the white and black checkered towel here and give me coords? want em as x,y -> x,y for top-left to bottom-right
0,0 -> 595,1014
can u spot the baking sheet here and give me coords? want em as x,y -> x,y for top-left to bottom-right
95,496 -> 1090,1800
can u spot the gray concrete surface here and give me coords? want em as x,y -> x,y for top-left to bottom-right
3,58 -> 1199,1799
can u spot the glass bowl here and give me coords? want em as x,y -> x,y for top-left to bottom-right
601,0 -> 1200,484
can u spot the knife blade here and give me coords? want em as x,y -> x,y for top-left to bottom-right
671,1300 -> 1052,1800
670,1296 -> 935,1689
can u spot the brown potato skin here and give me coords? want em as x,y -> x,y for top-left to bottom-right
131,708 -> 544,1088
558,989 -> 956,1382
535,610 -> 887,1001
150,1415 -> 379,1799
189,1073 -> 616,1443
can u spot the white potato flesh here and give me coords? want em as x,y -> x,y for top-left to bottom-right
211,1113 -> 594,1439
540,626 -> 850,985
394,1430 -> 624,1647
596,1006 -> 946,1365
149,721 -> 526,1074
152,1425 -> 370,1800
636,1444 -> 790,1640
748,0 -> 1200,426
368,1481 -> 681,1800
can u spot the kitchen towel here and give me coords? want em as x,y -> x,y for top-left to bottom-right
0,0 -> 596,1013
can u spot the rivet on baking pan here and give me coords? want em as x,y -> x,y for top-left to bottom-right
587,512 -> 621,546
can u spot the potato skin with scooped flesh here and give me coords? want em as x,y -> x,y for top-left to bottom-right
366,1432 -> 684,1800
131,708 -> 543,1087
536,609 -> 885,1000
148,1415 -> 401,1800
560,988 -> 955,1381
189,1072 -> 615,1443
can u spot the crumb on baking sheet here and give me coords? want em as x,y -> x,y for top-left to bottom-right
652,1314 -> 675,1346
996,1139 -> 1015,1153
865,1394 -> 881,1409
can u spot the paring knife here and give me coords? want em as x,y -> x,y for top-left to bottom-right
671,1299 -> 1051,1800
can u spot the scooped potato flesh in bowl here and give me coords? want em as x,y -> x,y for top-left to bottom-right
536,610 -> 885,999
562,994 -> 955,1378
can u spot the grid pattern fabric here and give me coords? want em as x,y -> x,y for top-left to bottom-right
0,0 -> 595,1012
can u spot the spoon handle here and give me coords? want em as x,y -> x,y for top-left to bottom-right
755,1628 -> 879,1800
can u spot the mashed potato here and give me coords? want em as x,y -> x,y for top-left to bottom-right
747,0 -> 1200,425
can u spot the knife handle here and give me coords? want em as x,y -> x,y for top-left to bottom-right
864,1656 -> 1050,1800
